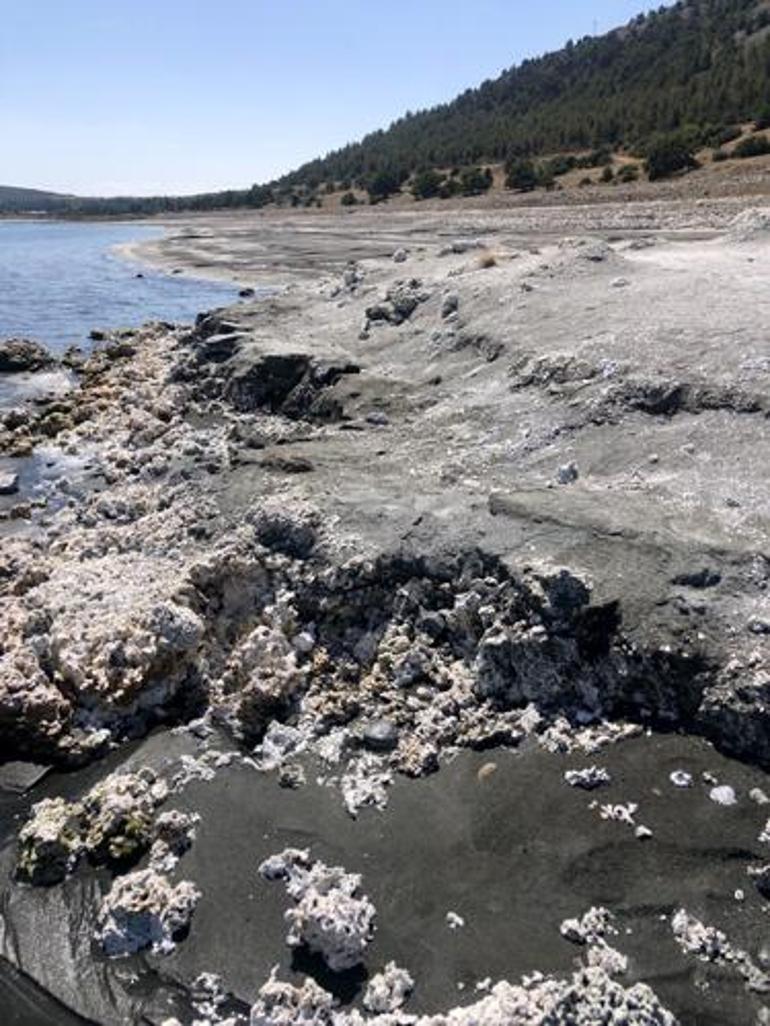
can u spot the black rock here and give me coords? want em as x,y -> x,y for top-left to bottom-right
672,568 -> 721,589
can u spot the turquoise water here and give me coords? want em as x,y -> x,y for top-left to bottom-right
0,220 -> 237,353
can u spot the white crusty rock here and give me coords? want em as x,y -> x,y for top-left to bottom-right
362,962 -> 414,1013
709,785 -> 737,806
16,797 -> 84,885
561,908 -> 628,978
250,969 -> 336,1026
671,908 -> 770,993
149,809 -> 200,872
669,770 -> 693,789
560,906 -> 615,946
259,848 -> 376,972
96,868 -> 201,957
339,753 -> 393,817
249,962 -> 675,1025
599,802 -> 638,826
17,766 -> 170,884
80,767 -> 169,863
564,766 -> 611,790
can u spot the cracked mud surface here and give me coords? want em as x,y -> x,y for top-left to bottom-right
2,199 -> 770,1024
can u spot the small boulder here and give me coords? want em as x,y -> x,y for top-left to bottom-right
0,472 -> 19,496
361,719 -> 400,753
392,248 -> 409,263
441,292 -> 460,319
557,462 -> 579,485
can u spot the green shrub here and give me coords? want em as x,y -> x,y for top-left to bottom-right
733,135 -> 770,159
705,124 -> 742,147
340,191 -> 358,206
578,175 -> 593,187
438,178 -> 462,199
459,166 -> 493,196
600,165 -> 614,183
366,169 -> 401,204
505,158 -> 538,192
754,107 -> 770,132
711,148 -> 728,163
616,163 -> 639,182
576,147 -> 612,169
543,154 -> 577,177
411,168 -> 444,200
644,133 -> 699,180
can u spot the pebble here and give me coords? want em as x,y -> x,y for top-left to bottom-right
446,911 -> 465,930
709,785 -> 737,806
361,719 -> 400,753
564,766 -> 611,790
670,770 -> 694,788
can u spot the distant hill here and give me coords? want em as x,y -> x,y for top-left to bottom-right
0,185 -> 77,213
3,0 -> 770,214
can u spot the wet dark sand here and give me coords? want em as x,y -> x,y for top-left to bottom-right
2,730 -> 770,1025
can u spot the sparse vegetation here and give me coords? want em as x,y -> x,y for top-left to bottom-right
458,166 -> 493,196
410,169 -> 444,200
504,158 -> 538,192
732,134 -> 770,158
340,191 -> 358,207
644,133 -> 699,181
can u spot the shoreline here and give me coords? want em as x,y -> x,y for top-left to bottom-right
2,198 -> 770,1024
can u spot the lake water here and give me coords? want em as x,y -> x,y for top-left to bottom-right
0,220 -> 237,353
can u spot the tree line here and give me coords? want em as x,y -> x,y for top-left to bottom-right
4,0 -> 770,214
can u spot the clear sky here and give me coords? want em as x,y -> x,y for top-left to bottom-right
1,1 -> 668,197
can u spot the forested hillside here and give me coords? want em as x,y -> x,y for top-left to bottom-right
3,0 -> 770,214
283,0 -> 770,189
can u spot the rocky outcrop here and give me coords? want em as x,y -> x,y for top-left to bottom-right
0,338 -> 55,373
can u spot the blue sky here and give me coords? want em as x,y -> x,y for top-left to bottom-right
2,1 -> 668,196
